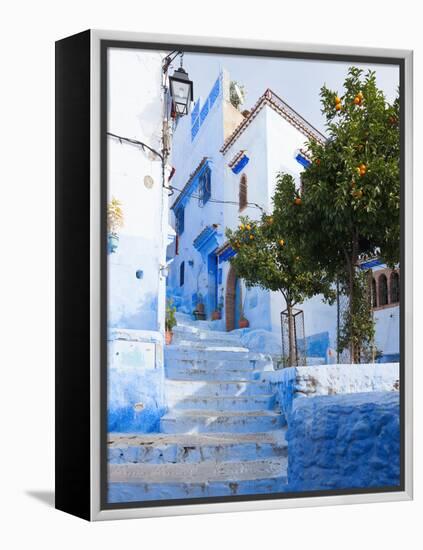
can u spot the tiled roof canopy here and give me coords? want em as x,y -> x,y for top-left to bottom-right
220,89 -> 326,154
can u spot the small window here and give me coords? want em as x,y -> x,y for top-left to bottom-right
372,278 -> 377,308
390,271 -> 400,304
239,174 -> 247,211
378,274 -> 388,306
199,166 -> 211,206
175,207 -> 184,236
180,261 -> 185,287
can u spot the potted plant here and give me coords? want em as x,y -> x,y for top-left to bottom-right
196,293 -> 205,314
193,293 -> 206,320
239,291 -> 249,328
211,308 -> 221,321
239,315 -> 250,329
165,299 -> 177,345
211,294 -> 224,320
107,197 -> 124,253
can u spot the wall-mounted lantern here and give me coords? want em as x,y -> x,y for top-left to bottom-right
169,67 -> 194,117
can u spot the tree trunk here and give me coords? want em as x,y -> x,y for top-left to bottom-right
348,230 -> 359,363
287,302 -> 297,367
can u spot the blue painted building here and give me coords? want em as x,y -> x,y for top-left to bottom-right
167,70 -> 399,362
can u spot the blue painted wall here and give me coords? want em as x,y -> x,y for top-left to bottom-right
285,391 -> 400,491
108,337 -> 165,433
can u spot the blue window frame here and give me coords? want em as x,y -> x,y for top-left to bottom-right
175,207 -> 184,235
198,166 -> 211,206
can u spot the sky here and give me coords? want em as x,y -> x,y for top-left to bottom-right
176,51 -> 400,136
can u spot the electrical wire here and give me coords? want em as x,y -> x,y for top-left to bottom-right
107,132 -> 163,161
169,184 -> 265,212
106,132 -> 265,211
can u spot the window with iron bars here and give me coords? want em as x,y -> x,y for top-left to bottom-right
198,166 -> 211,206
239,173 -> 247,211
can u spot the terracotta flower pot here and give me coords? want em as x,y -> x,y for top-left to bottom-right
165,330 -> 173,345
239,318 -> 249,329
211,310 -> 221,321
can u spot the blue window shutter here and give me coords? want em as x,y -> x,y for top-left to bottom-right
180,261 -> 185,287
232,154 -> 249,174
176,207 -> 184,235
295,153 -> 311,168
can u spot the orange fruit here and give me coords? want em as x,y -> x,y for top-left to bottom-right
354,96 -> 361,105
335,103 -> 342,111
279,239 -> 285,246
294,197 -> 302,205
249,235 -> 254,240
335,96 -> 341,104
246,224 -> 251,230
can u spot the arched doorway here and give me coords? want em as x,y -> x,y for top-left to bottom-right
226,265 -> 242,331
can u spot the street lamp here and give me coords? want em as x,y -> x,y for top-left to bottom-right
169,66 -> 194,117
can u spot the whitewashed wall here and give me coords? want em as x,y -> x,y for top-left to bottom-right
107,48 -> 168,333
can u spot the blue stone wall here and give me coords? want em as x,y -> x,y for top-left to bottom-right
285,391 -> 400,491
108,336 -> 166,433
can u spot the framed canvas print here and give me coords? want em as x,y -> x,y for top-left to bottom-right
55,29 -> 413,521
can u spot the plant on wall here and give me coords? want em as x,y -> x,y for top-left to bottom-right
107,197 -> 124,234
165,299 -> 177,345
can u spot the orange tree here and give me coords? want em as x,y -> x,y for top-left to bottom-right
225,173 -> 334,366
296,67 -> 400,362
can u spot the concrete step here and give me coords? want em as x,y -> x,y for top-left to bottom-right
174,312 -> 223,331
165,380 -> 272,399
172,324 -> 242,344
108,458 -> 288,502
165,367 -> 260,382
165,347 -> 271,362
164,350 -> 273,368
109,475 -> 288,502
171,393 -> 276,411
165,360 -> 273,381
160,410 -> 286,434
108,431 -> 287,464
172,338 -> 246,348
166,357 -> 272,371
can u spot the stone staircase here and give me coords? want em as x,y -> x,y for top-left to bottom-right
108,314 -> 288,502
